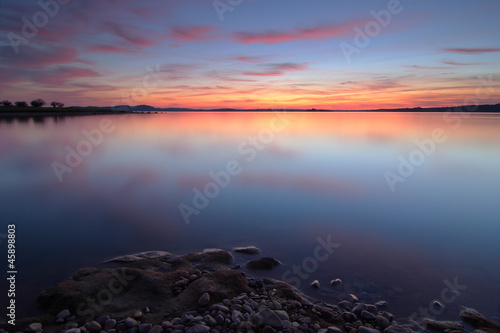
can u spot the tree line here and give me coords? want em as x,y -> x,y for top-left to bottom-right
1,98 -> 64,108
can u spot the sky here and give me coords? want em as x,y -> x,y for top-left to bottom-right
0,0 -> 499,110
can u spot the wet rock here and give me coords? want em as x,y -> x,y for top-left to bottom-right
125,317 -> 139,328
198,292 -> 210,306
149,325 -> 163,333
376,315 -> 391,329
85,321 -> 101,332
186,324 -> 210,333
359,326 -> 381,333
327,327 -> 343,333
181,248 -> 234,266
246,257 -> 281,270
460,307 -> 500,330
382,325 -> 412,333
255,308 -> 283,327
104,251 -> 172,263
57,309 -> 71,320
139,323 -> 152,333
330,279 -> 342,287
26,323 -> 43,332
233,246 -> 261,255
104,319 -> 116,330
64,329 -> 81,333
423,318 -> 464,331
311,280 -> 320,289
348,294 -> 359,303
361,310 -> 375,320
344,312 -> 357,322
375,300 -> 388,307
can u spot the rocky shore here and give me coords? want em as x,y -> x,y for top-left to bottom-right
1,248 -> 499,333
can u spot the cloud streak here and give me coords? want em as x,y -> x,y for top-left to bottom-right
244,63 -> 308,77
443,48 -> 500,54
234,21 -> 366,44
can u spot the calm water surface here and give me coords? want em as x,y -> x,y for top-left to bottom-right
1,112 -> 500,323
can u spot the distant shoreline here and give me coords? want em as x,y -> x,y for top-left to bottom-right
0,106 -> 129,117
0,103 -> 499,116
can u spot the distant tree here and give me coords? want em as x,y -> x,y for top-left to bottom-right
50,101 -> 64,108
31,98 -> 46,107
2,100 -> 12,106
15,101 -> 28,107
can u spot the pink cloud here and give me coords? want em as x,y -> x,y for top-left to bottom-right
235,56 -> 266,63
0,46 -> 79,68
443,48 -> 500,54
234,21 -> 366,44
38,66 -> 103,85
169,26 -> 215,42
101,21 -> 156,46
442,60 -> 483,66
404,65 -> 448,70
88,44 -> 139,54
244,63 -> 308,77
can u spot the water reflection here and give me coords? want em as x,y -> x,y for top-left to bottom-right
0,112 -> 499,320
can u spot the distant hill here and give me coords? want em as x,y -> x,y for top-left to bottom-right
70,103 -> 500,112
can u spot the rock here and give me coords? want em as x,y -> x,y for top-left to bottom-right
104,319 -> 116,330
263,325 -> 277,333
327,327 -> 343,333
26,323 -> 43,332
125,317 -> 138,328
104,251 -> 172,263
359,326 -> 381,333
344,312 -> 357,322
330,279 -> 342,287
352,303 -> 367,314
274,310 -> 290,321
57,309 -> 71,320
460,307 -> 500,330
150,325 -> 164,333
85,321 -> 101,332
338,300 -> 351,308
198,292 -> 210,307
175,278 -> 189,288
255,308 -> 283,327
96,315 -> 110,325
134,310 -> 143,318
64,329 -> 81,333
180,248 -> 234,266
383,325 -> 412,333
433,300 -> 444,310
348,294 -> 359,303
375,300 -> 388,307
233,246 -> 261,255
376,315 -> 391,329
139,323 -> 153,333
423,318 -> 464,331
361,310 -> 375,320
186,324 -> 210,333
311,280 -> 320,288
246,257 -> 281,270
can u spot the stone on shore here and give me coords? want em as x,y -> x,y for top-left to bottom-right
246,257 -> 281,270
233,246 -> 261,254
198,292 -> 210,306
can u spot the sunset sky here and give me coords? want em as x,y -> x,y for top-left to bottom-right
1,0 -> 499,109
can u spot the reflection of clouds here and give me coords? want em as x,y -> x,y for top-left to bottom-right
237,172 -> 363,197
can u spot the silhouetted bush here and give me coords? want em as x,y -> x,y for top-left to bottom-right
51,101 -> 65,108
2,100 -> 12,106
31,98 -> 46,107
15,101 -> 28,107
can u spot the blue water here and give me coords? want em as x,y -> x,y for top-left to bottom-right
1,112 -> 499,323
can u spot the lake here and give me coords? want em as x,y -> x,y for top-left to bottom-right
1,112 -> 499,325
